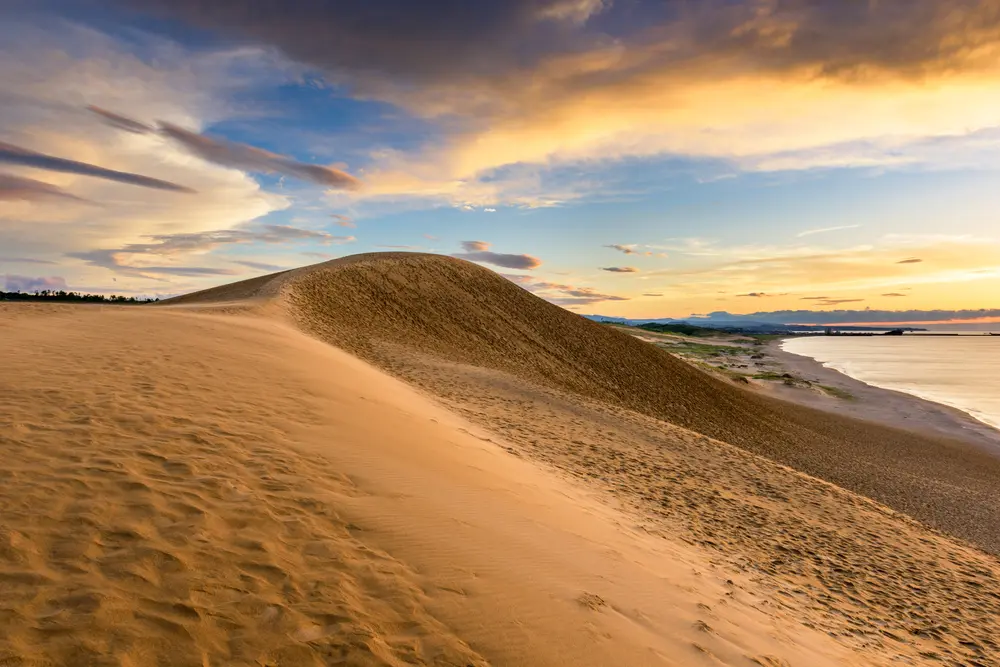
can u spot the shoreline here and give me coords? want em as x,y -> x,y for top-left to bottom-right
766,338 -> 1000,455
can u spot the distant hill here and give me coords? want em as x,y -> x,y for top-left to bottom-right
584,314 -> 923,333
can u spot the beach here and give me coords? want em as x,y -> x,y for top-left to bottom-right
768,339 -> 1000,453
3,254 -> 1000,666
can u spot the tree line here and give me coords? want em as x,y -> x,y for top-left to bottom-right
0,289 -> 158,304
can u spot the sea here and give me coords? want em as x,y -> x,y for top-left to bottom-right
781,334 -> 1000,431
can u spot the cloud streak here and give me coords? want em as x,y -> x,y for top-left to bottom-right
0,173 -> 86,202
601,266 -> 638,273
0,141 -> 195,193
87,107 -> 363,190
453,240 -> 542,270
796,224 -> 862,238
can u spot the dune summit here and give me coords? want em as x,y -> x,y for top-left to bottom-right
3,251 -> 1000,666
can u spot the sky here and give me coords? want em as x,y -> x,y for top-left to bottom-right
2,0 -> 1000,325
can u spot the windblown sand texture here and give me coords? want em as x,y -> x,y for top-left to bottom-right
2,252 -> 1000,666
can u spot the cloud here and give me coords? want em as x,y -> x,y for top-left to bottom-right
645,235 -> 1000,299
796,224 -> 862,238
738,292 -> 769,297
693,308 -> 1000,326
158,122 -> 363,190
800,296 -> 830,300
601,266 -> 639,273
0,257 -> 55,265
0,173 -> 86,202
453,240 -> 542,269
233,260 -> 286,272
3,274 -> 68,292
331,214 -> 356,228
643,293 -> 663,297
67,225 -> 351,278
85,107 -> 363,190
0,141 -> 195,193
422,234 -> 439,240
86,105 -> 155,134
377,244 -> 418,249
897,258 -> 923,264
882,292 -> 908,297
0,20 -> 292,295
123,0 -> 1000,207
501,273 -> 629,305
816,298 -> 865,306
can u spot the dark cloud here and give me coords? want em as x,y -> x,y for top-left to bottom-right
119,0 -> 606,89
87,105 -> 155,134
737,292 -> 769,297
882,292 -> 908,297
0,173 -> 86,202
897,258 -> 923,264
606,244 -> 640,255
0,142 -> 194,193
0,256 -> 55,265
454,241 -> 542,270
85,107 -> 363,189
159,122 -> 362,190
800,296 -> 830,300
643,293 -> 663,297
3,274 -> 68,292
119,1 -> 1000,107
601,266 -> 639,273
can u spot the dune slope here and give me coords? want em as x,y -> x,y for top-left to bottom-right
1,304 -> 874,667
176,252 -> 1000,555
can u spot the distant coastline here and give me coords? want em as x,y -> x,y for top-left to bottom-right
774,338 -> 1000,455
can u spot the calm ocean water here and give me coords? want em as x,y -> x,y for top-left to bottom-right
781,335 -> 1000,430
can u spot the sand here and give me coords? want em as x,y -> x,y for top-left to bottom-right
3,252 -> 1000,666
767,340 -> 1000,452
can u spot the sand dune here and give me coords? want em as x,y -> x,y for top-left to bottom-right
2,304 -> 867,667
179,252 -> 1000,553
3,252 -> 1000,666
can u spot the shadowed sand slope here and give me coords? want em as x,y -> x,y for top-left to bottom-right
173,252 -> 1000,555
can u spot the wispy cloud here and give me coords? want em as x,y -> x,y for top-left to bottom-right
232,260 -> 286,272
601,266 -> 639,273
501,273 -> 629,306
0,173 -> 86,202
87,107 -> 362,190
330,214 -> 356,228
605,244 -> 666,258
882,292 -> 908,297
796,224 -> 861,238
0,141 -> 194,193
454,240 -> 542,270
897,258 -> 923,264
67,225 -> 350,279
